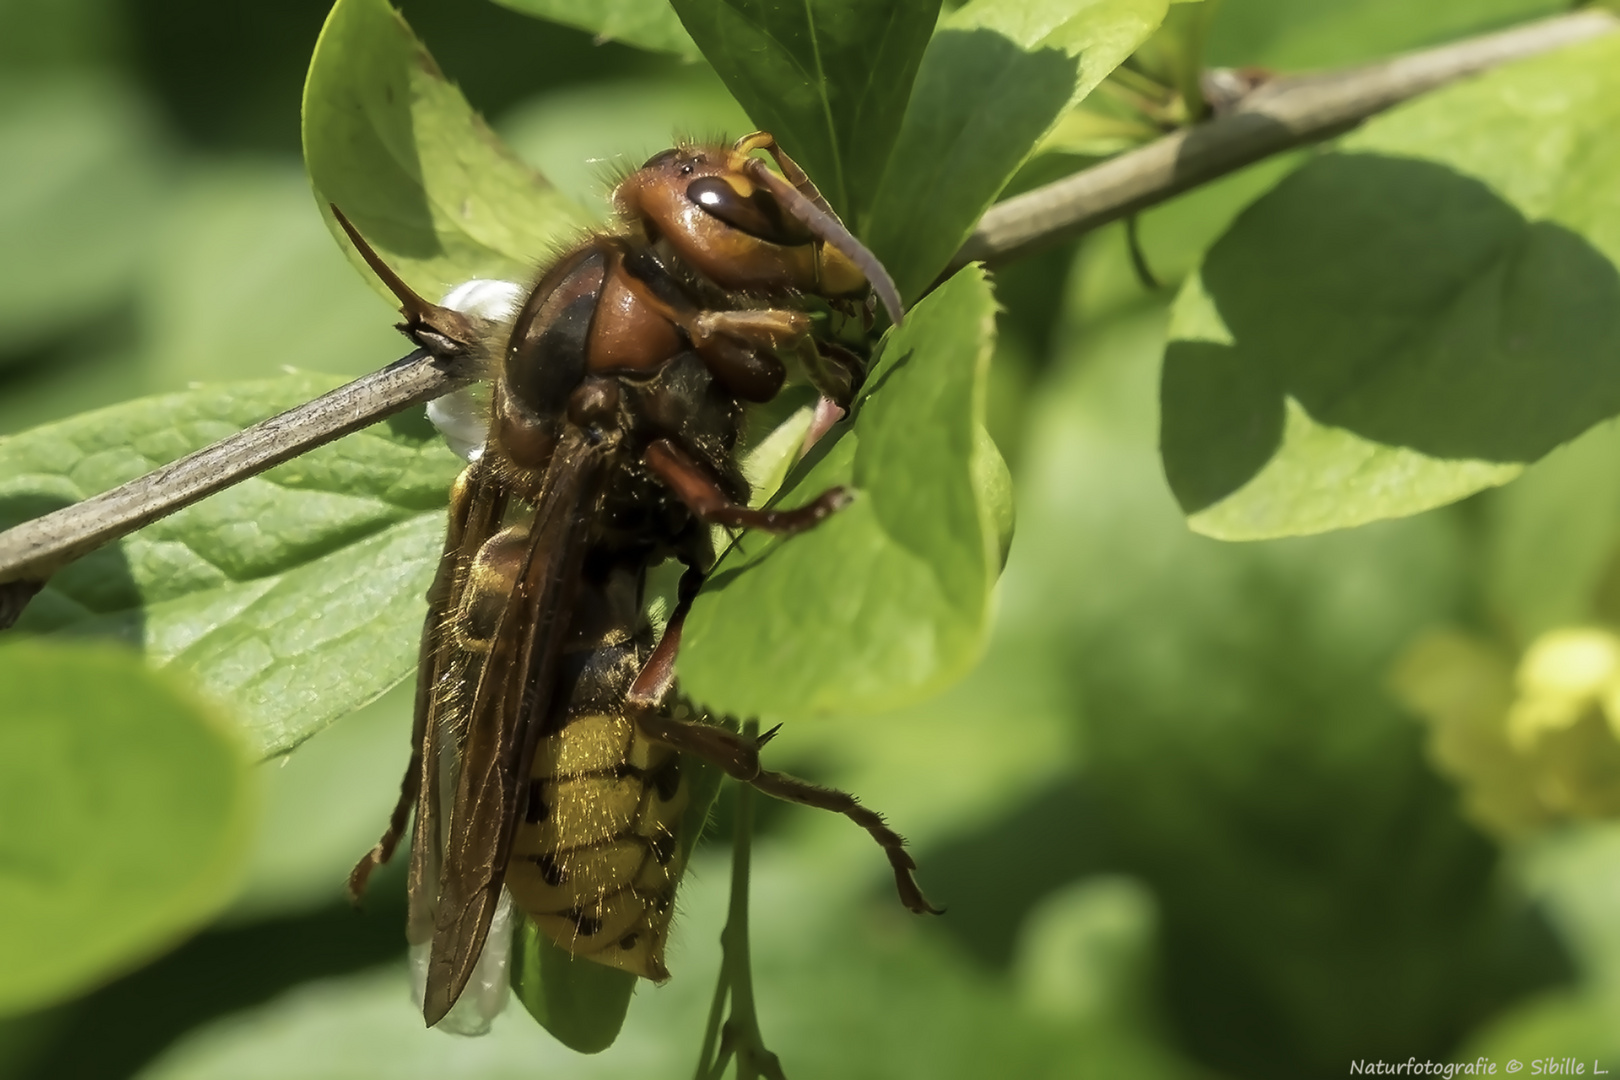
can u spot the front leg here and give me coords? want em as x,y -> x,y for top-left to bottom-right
684,308 -> 804,403
796,336 -> 866,414
645,438 -> 849,534
688,309 -> 868,412
615,243 -> 864,407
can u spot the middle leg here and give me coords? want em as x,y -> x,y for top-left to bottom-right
645,438 -> 849,534
630,699 -> 940,916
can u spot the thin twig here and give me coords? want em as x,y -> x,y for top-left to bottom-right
0,348 -> 472,619
694,956 -> 732,1080
0,8 -> 1613,615
951,8 -> 1617,271
692,721 -> 786,1080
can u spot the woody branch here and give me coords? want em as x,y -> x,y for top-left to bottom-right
0,7 -> 1614,620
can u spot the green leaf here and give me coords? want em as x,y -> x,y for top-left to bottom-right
678,265 -> 1003,719
507,928 -> 634,1053
974,423 -> 1015,569
1128,0 -> 1216,109
491,0 -> 700,59
1038,0 -> 1216,166
1483,421 -> 1620,644
669,0 -> 941,222
0,73 -> 162,356
0,638 -> 254,1015
302,0 -> 588,305
1161,34 -> 1620,540
0,374 -> 463,757
863,0 -> 1168,302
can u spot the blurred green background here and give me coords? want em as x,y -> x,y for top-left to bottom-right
5,0 -> 1620,1076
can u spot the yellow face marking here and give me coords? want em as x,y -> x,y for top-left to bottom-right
719,171 -> 757,199
817,244 -> 867,298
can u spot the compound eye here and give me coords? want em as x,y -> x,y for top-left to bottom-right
686,176 -> 813,246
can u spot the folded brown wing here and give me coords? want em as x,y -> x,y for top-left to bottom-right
420,430 -> 608,1026
406,453 -> 511,952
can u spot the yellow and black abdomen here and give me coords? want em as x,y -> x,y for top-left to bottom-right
503,640 -> 692,980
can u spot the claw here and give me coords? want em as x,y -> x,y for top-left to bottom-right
328,205 -> 481,357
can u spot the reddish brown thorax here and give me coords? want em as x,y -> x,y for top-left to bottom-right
585,258 -> 683,374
